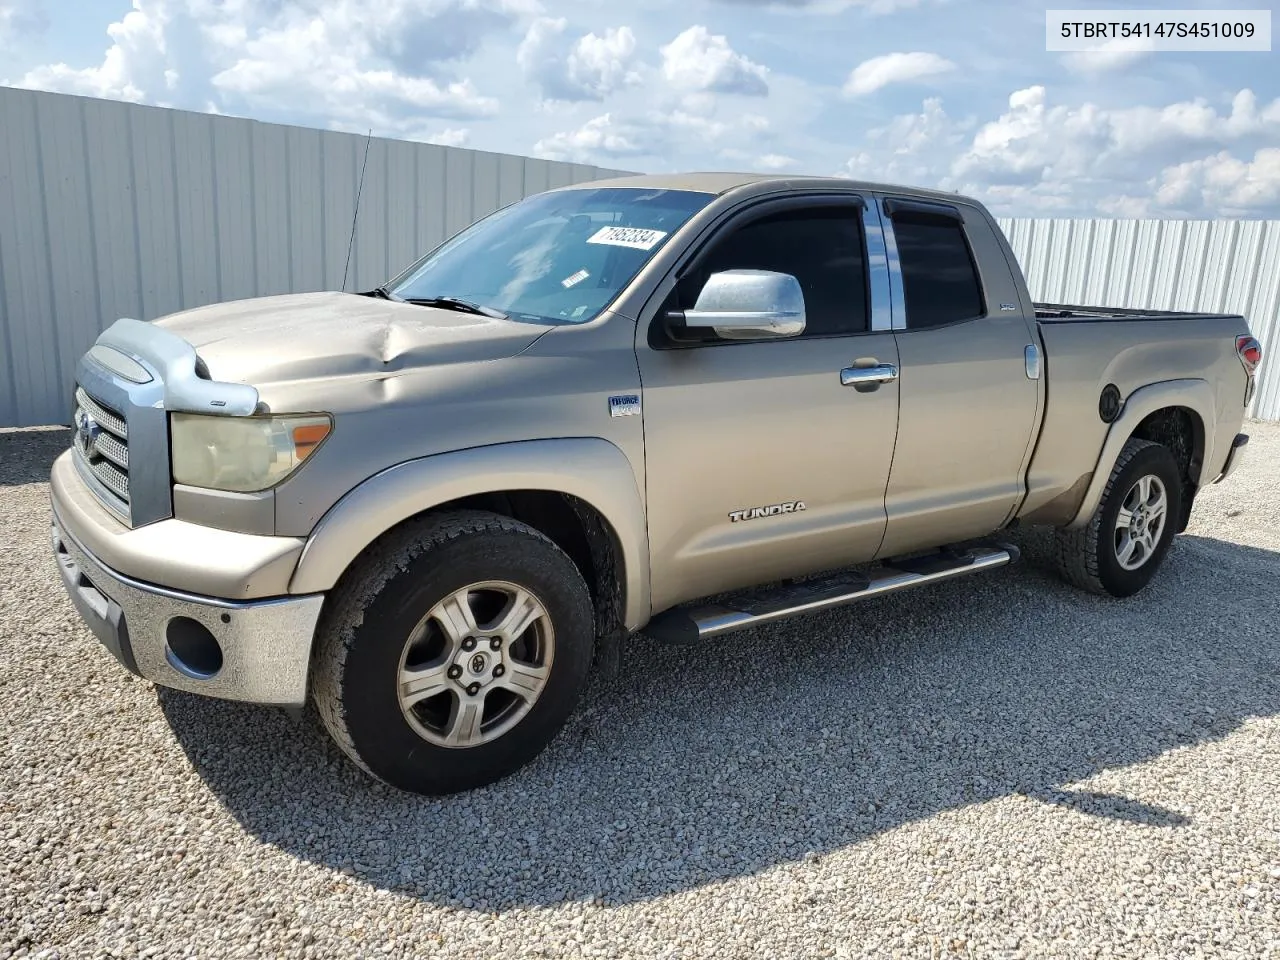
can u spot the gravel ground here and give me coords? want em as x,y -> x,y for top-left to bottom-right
2,423 -> 1278,960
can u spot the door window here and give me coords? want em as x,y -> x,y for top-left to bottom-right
675,206 -> 870,338
893,216 -> 985,329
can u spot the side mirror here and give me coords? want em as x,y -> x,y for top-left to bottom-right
678,269 -> 806,340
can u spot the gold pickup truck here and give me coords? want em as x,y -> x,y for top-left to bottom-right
49,173 -> 1261,795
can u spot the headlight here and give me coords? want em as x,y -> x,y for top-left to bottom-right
170,413 -> 332,492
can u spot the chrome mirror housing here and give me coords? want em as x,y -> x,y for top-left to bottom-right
681,269 -> 806,340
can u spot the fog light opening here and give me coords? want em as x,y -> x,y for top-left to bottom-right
165,617 -> 224,679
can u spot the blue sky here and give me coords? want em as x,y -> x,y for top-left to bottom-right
1,0 -> 1276,217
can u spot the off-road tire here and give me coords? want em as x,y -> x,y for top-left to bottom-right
1054,438 -> 1183,598
311,509 -> 595,795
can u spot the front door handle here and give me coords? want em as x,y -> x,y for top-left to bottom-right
840,363 -> 899,387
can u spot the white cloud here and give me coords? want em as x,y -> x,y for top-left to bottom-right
1061,36 -> 1154,76
952,86 -> 1280,189
534,105 -> 774,165
843,51 -> 954,96
211,14 -> 498,122
569,26 -> 642,97
1152,148 -> 1280,216
16,0 -> 524,128
711,0 -> 931,13
660,25 -> 768,96
840,96 -> 973,184
837,86 -> 1280,216
11,0 -> 1280,220
425,127 -> 471,147
1107,89 -> 1280,153
206,3 -> 521,123
517,17 -> 642,102
533,113 -> 648,162
756,152 -> 799,170
667,107 -> 770,141
0,0 -> 47,44
19,0 -> 169,102
356,0 -> 539,77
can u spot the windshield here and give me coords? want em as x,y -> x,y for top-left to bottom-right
386,187 -> 713,324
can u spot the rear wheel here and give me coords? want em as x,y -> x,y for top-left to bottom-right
311,510 -> 595,795
1054,438 -> 1183,598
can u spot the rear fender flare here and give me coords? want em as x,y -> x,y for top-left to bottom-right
1066,378 -> 1216,529
288,438 -> 650,631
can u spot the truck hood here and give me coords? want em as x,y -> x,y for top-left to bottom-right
151,291 -> 552,386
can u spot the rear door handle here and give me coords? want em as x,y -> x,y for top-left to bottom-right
840,363 -> 899,387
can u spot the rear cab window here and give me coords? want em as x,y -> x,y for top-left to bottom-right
887,202 -> 986,330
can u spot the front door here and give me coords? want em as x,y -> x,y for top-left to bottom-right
636,196 -> 902,613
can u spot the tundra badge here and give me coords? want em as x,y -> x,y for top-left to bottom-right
729,501 -> 807,523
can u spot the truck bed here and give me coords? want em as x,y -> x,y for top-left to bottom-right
1034,302 -> 1245,323
1020,306 -> 1251,527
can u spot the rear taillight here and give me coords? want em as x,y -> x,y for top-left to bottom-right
1237,335 -> 1262,374
1236,334 -> 1262,405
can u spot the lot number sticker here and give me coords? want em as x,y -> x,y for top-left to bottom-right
587,226 -> 668,251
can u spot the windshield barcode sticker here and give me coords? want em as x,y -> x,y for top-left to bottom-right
587,226 -> 668,251
562,269 -> 590,288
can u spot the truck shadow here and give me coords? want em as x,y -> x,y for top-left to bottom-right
157,526 -> 1280,910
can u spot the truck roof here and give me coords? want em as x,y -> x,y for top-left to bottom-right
556,171 -> 979,207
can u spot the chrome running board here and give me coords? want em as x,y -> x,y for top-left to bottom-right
645,542 -> 1019,645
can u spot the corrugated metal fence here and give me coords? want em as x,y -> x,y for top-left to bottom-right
2,85 -> 1276,425
997,217 -> 1279,420
0,86 -> 629,427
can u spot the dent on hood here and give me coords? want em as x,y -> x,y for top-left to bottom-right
374,318 -> 424,367
150,292 -> 551,387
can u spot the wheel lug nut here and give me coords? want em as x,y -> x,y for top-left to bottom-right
493,665 -> 505,678
462,637 -> 476,651
490,638 -> 501,650
466,682 -> 481,696
447,665 -> 462,679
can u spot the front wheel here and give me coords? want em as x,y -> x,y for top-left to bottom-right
311,510 -> 595,795
1054,438 -> 1183,598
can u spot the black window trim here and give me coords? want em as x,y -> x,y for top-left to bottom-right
882,196 -> 964,224
645,192 -> 877,350
884,197 -> 989,333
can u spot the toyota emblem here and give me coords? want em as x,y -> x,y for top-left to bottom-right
75,409 -> 101,454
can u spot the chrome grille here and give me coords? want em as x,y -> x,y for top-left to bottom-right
72,386 -> 131,510
90,458 -> 130,501
93,430 -> 129,469
75,387 -> 127,438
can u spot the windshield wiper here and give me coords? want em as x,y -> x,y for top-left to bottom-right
405,296 -> 508,319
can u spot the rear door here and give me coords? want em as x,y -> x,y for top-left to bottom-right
875,195 -> 1041,558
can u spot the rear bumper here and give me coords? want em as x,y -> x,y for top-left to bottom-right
52,513 -> 324,707
1213,433 -> 1249,484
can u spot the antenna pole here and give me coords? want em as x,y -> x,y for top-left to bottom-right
342,129 -> 373,292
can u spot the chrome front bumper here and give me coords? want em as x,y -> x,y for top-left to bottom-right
51,514 -> 325,707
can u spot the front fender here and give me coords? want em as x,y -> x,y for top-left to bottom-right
287,438 -> 651,631
1066,378 -> 1216,529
